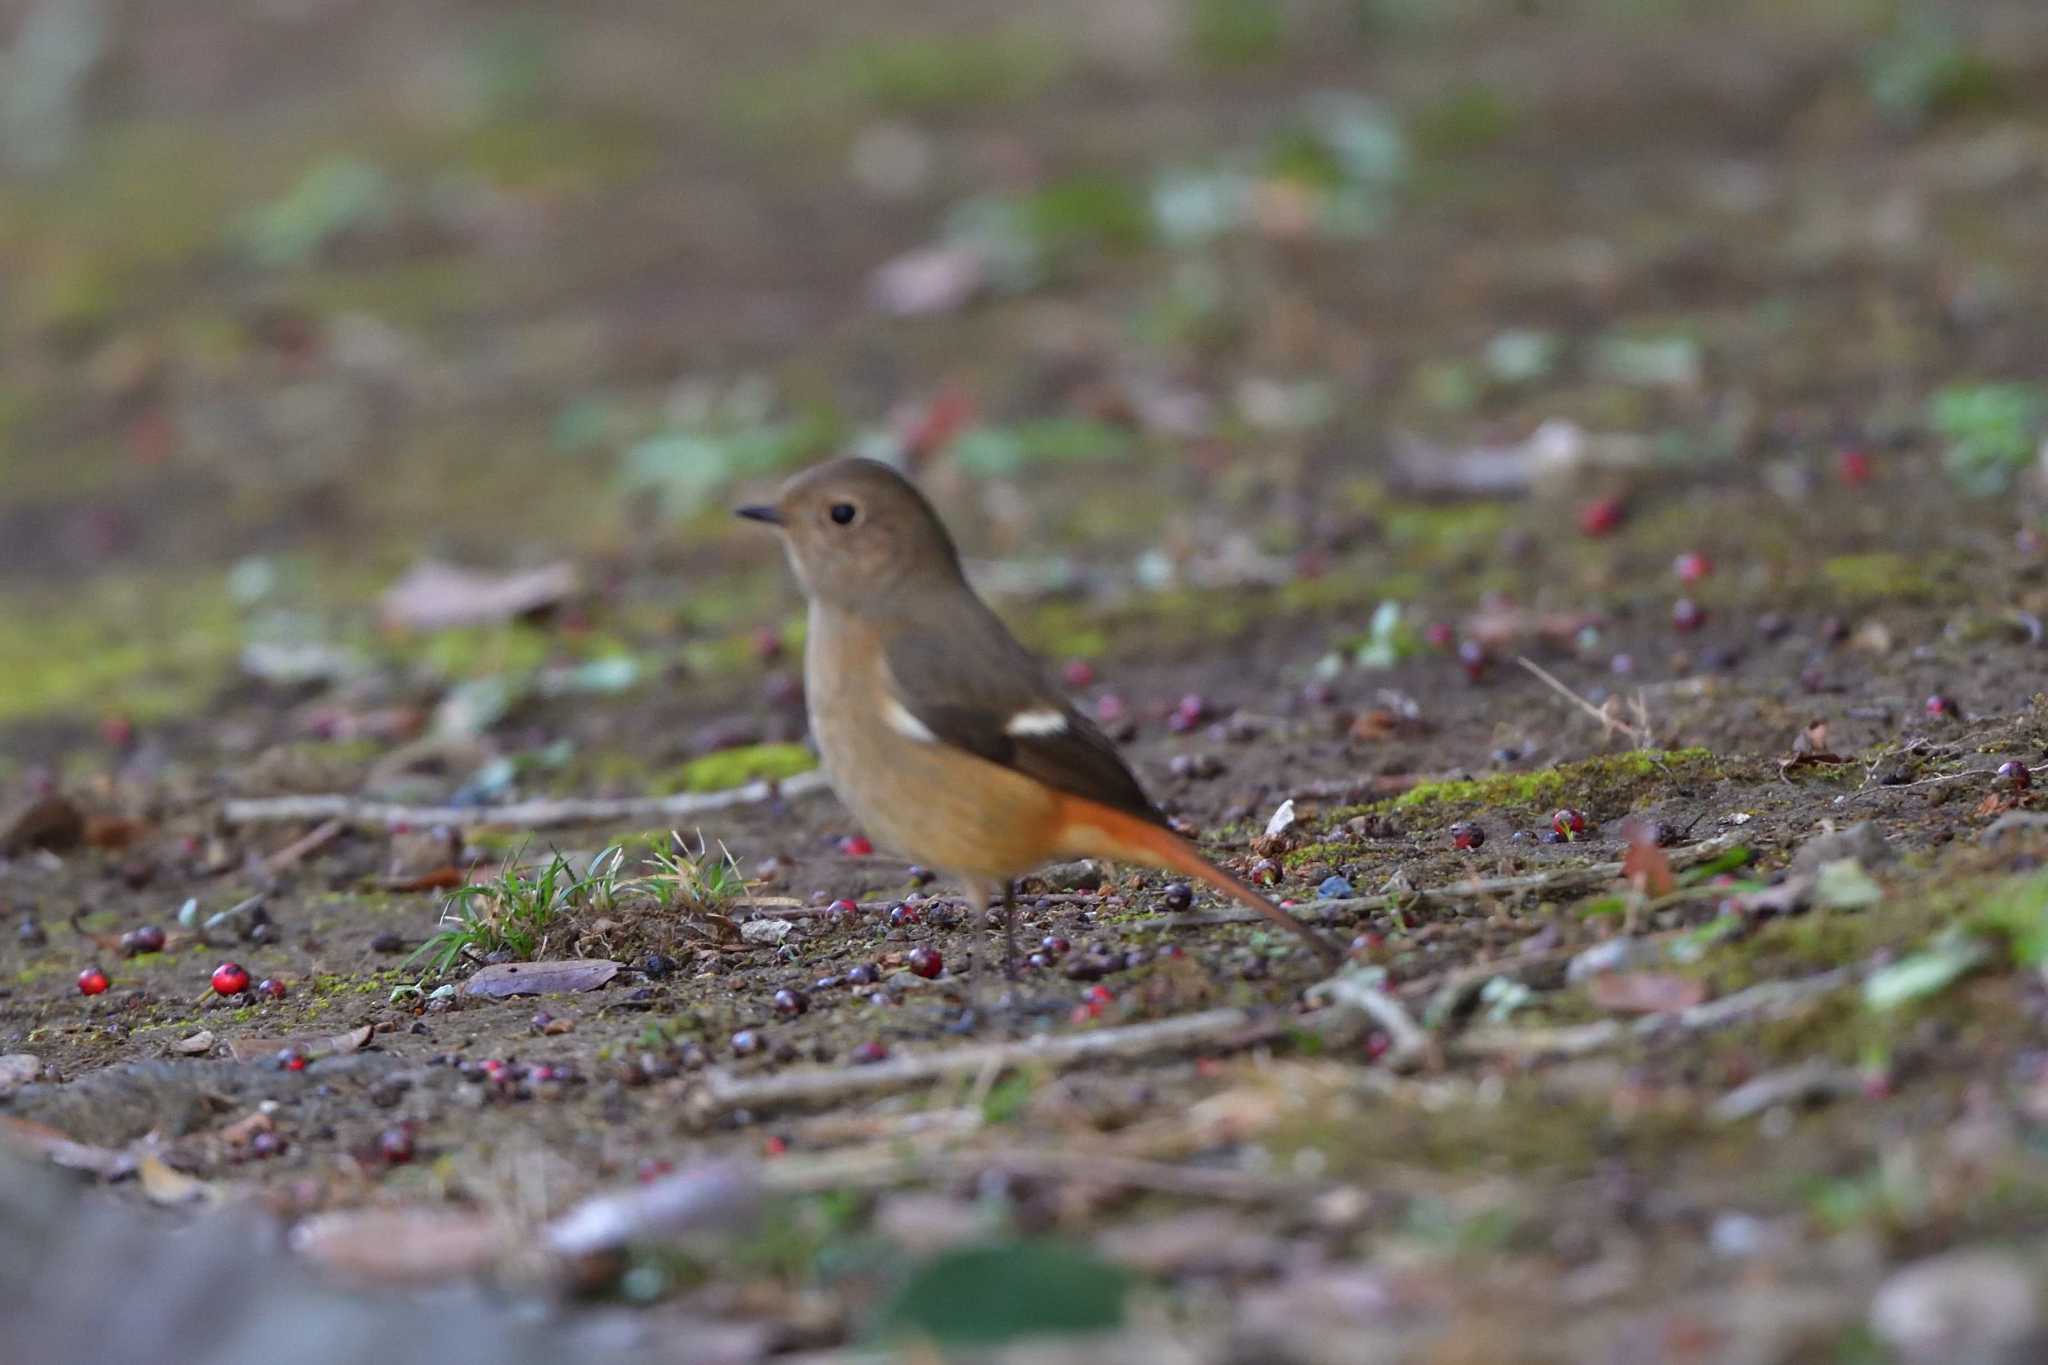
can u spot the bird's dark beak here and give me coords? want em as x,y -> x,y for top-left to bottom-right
736,505 -> 784,527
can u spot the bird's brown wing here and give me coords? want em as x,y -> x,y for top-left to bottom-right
882,612 -> 1168,827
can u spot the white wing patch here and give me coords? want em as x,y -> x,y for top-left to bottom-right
1005,709 -> 1068,737
883,696 -> 938,743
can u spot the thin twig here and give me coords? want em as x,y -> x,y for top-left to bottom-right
260,818 -> 344,874
1450,966 -> 1855,1061
692,1007 -> 1272,1115
1135,834 -> 1738,932
760,1144 -> 1325,1203
219,770 -> 831,830
1514,655 -> 1650,743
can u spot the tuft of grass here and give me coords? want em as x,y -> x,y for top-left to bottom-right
413,842 -> 626,974
1928,382 -> 2048,496
634,830 -> 752,915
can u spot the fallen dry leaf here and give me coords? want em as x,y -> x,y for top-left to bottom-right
379,559 -> 579,632
1622,836 -> 1676,898
1585,971 -> 1708,1015
139,1153 -> 214,1206
0,1114 -> 136,1178
226,1024 -> 373,1064
291,1207 -> 507,1284
376,865 -> 466,892
0,1053 -> 40,1094
0,793 -> 85,854
83,815 -> 147,849
462,959 -> 620,998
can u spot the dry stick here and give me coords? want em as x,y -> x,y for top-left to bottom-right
760,1143 -> 1322,1203
219,769 -> 832,830
260,818 -> 344,874
1138,833 -> 1739,932
695,1007 -> 1272,1115
1449,965 -> 1855,1061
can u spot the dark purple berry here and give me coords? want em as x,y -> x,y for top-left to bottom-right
906,946 -> 943,979
773,988 -> 809,1017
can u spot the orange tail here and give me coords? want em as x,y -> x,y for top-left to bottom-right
1051,795 -> 1343,966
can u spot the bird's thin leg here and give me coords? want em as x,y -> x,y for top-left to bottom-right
1000,881 -> 1018,980
948,879 -> 990,1034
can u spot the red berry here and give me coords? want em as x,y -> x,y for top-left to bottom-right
1837,448 -> 1873,486
851,1040 -> 890,1064
256,977 -> 287,1001
1671,598 -> 1705,633
1085,984 -> 1114,1004
1925,694 -> 1959,719
211,962 -> 251,996
838,835 -> 874,857
731,1029 -> 764,1056
1673,551 -> 1711,583
277,1048 -> 306,1072
772,988 -> 809,1017
906,946 -> 943,979
1423,622 -> 1456,649
378,1126 -> 415,1164
100,714 -> 135,749
1449,821 -> 1486,850
1365,1031 -> 1392,1061
1577,495 -> 1625,536
1551,808 -> 1587,839
1998,761 -> 2032,790
751,625 -> 784,663
1095,693 -> 1127,725
1061,658 -> 1096,688
888,903 -> 921,926
1041,935 -> 1071,955
637,1158 -> 675,1182
1249,858 -> 1281,886
828,897 -> 861,920
762,1134 -> 790,1156
77,966 -> 109,996
1457,640 -> 1488,683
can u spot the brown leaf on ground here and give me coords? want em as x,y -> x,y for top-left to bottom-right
378,559 -> 579,631
462,959 -> 620,998
377,865 -> 466,892
83,815 -> 148,849
0,794 -> 85,854
226,1024 -> 374,1063
1623,834 -> 1676,897
1585,972 -> 1709,1014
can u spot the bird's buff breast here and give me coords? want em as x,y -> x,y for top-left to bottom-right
805,617 -> 1059,880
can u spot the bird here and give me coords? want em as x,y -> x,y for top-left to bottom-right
738,457 -> 1343,980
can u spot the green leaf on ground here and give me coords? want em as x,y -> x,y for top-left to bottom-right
875,1240 -> 1132,1345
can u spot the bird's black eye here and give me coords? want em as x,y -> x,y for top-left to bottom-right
829,502 -> 857,526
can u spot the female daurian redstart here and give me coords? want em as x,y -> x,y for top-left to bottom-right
738,457 -> 1343,973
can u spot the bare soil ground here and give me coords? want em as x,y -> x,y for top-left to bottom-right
5,1 -> 2048,1361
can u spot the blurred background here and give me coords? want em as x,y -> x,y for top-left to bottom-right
1,0 -> 2044,781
